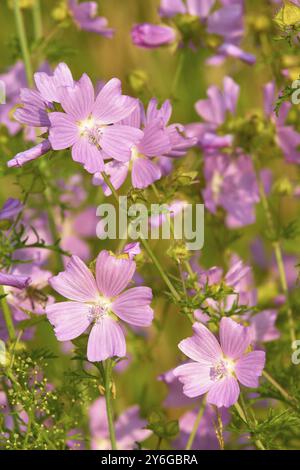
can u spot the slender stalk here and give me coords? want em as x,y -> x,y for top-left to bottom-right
234,401 -> 265,450
171,49 -> 185,98
263,370 -> 297,405
32,0 -> 43,41
0,285 -> 16,341
13,0 -> 33,87
101,172 -> 181,301
102,360 -> 117,450
141,238 -> 180,301
255,164 -> 296,344
185,401 -> 205,450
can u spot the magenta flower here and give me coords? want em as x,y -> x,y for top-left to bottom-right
131,23 -> 176,48
89,397 -> 151,450
174,318 -> 265,408
48,75 -> 142,173
46,251 -> 154,362
68,0 -> 114,37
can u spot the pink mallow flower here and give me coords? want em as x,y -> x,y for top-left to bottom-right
68,0 -> 114,37
48,75 -> 142,174
89,397 -> 151,450
174,318 -> 265,408
46,251 -> 154,362
131,23 -> 176,48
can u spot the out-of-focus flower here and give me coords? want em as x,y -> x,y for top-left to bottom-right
46,251 -> 153,361
139,0 -> 255,64
174,318 -> 265,408
0,271 -> 31,289
89,397 -> 151,449
174,405 -> 230,450
0,198 -> 23,221
68,0 -> 114,37
131,23 -> 176,48
203,153 -> 260,228
264,81 -> 300,164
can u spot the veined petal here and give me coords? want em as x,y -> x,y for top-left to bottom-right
131,158 -> 162,189
49,112 -> 78,150
95,250 -> 136,298
72,138 -> 104,173
112,287 -> 153,326
100,125 -> 143,162
173,362 -> 214,398
219,317 -> 252,360
207,376 -> 240,408
178,322 -> 222,364
49,255 -> 98,302
58,73 -> 95,120
46,301 -> 90,341
92,78 -> 138,124
87,316 -> 126,362
235,351 -> 265,388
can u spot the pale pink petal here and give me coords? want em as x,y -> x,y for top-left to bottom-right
34,63 -> 74,102
46,301 -> 90,341
112,287 -> 153,326
49,255 -> 98,302
235,351 -> 265,388
95,250 -> 136,297
173,362 -> 214,398
131,158 -> 162,189
220,317 -> 252,360
72,138 -> 104,173
48,112 -> 78,150
92,78 -> 137,124
207,376 -> 240,408
100,125 -> 143,162
87,316 -> 126,362
178,322 -> 222,363
59,73 -> 94,120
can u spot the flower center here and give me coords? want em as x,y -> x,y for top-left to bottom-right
210,357 -> 236,381
78,116 -> 106,147
87,297 -> 112,324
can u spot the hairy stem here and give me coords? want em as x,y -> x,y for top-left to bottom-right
234,401 -> 265,450
13,0 -> 33,87
263,370 -> 297,406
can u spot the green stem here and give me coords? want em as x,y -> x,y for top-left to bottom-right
140,238 -> 180,301
171,49 -> 185,99
13,0 -> 33,87
234,401 -> 265,451
263,370 -> 297,405
102,360 -> 117,450
185,401 -> 205,450
255,164 -> 296,344
32,0 -> 43,41
101,172 -> 180,301
0,285 -> 16,341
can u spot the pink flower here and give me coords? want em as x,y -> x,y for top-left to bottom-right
174,318 -> 265,408
48,75 -> 142,173
131,23 -> 176,48
68,0 -> 114,37
89,397 -> 151,449
46,251 -> 154,362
